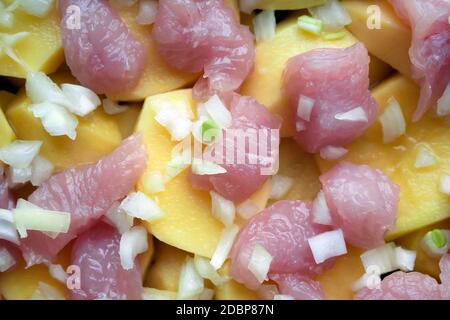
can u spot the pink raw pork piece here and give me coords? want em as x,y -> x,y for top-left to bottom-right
152,0 -> 255,101
58,0 -> 147,94
189,94 -> 281,203
320,162 -> 399,249
439,254 -> 450,299
230,200 -> 332,290
390,0 -> 450,121
70,223 -> 142,300
270,273 -> 325,300
354,271 -> 442,300
283,43 -> 378,154
20,134 -> 147,267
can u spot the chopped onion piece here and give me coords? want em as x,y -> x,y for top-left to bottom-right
437,83 -> 450,117
414,146 -> 437,169
239,0 -> 257,14
0,246 -> 15,272
352,272 -> 381,292
257,284 -> 279,300
102,99 -> 129,115
311,190 -> 332,225
320,145 -> 348,160
297,15 -> 323,36
309,0 -> 352,31
48,263 -> 67,283
0,140 -> 42,169
191,159 -> 226,175
142,170 -> 165,194
210,224 -> 240,270
194,255 -> 228,286
0,209 -> 20,245
248,244 -> 273,284
13,206 -> 71,238
30,102 -> 78,140
379,97 -> 406,144
166,154 -> 191,181
192,117 -> 221,145
394,247 -> 416,272
269,175 -> 294,200
155,108 -> 192,141
253,10 -> 276,42
0,32 -> 30,67
360,243 -> 397,274
104,202 -> 133,234
142,288 -> 176,300
177,257 -> 204,300
323,31 -> 346,40
119,225 -> 148,270
61,83 -> 100,116
273,294 -> 295,300
0,1 -> 18,28
421,229 -> 449,257
335,107 -> 368,122
202,95 -> 232,129
308,229 -> 347,264
297,95 -> 315,122
210,191 -> 235,227
440,175 -> 450,195
30,155 -> 54,186
31,282 -> 65,300
198,288 -> 214,300
119,191 -> 165,222
237,199 -> 260,220
136,0 -> 158,25
7,166 -> 32,184
25,71 -> 70,108
19,0 -> 53,17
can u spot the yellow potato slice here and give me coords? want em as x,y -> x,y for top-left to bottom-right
342,0 -> 411,76
240,15 -> 358,137
0,91 -> 15,147
6,73 -> 122,169
316,74 -> 450,239
316,246 -> 365,300
0,1 -> 64,78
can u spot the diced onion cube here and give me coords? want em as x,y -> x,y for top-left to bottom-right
360,243 -> 397,274
19,0 -> 54,17
0,246 -> 15,272
102,99 -> 129,115
352,272 -> 381,292
237,199 -> 260,220
191,159 -> 226,175
166,154 -> 191,181
297,15 -> 323,36
210,191 -> 235,227
25,71 -> 70,108
335,107 -> 368,122
193,255 -> 228,286
210,224 -> 240,270
142,288 -> 176,300
0,140 -> 42,169
440,175 -> 450,196
311,190 -> 332,225
192,117 -> 221,145
308,229 -> 347,264
202,95 -> 232,129
8,166 -> 32,184
421,229 -> 449,257
155,108 -> 192,141
119,191 -> 165,222
136,0 -> 158,25
142,170 -> 165,194
309,0 -> 352,31
248,244 -> 273,284
319,145 -> 348,160
13,205 -> 71,238
61,83 -> 101,117
104,202 -> 134,234
437,83 -> 450,117
31,282 -> 65,300
30,102 -> 78,140
379,97 -> 406,144
30,155 -> 54,186
273,294 -> 295,300
253,10 -> 276,42
414,146 -> 437,169
0,209 -> 20,245
394,247 -> 416,272
323,31 -> 346,40
119,225 -> 148,270
297,95 -> 315,122
48,264 -> 67,283
270,175 -> 294,200
177,257 -> 204,300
